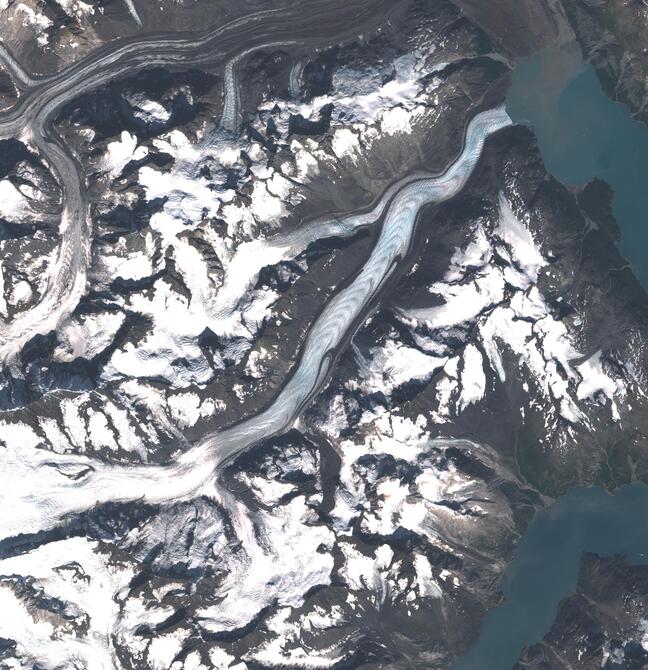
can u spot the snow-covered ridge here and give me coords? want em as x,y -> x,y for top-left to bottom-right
0,107 -> 510,668
4,9 -> 639,665
93,46 -> 451,389
373,194 -> 629,427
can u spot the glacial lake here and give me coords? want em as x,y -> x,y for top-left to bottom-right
454,47 -> 648,668
454,484 -> 648,670
506,45 -> 648,288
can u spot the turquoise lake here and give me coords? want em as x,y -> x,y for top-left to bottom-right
454,46 -> 648,669
454,484 -> 648,670
506,45 -> 648,288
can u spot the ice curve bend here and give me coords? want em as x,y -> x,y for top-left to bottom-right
0,106 -> 512,545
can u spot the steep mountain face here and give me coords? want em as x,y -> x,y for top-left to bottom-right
0,0 -> 648,668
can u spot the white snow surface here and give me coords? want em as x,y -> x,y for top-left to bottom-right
125,92 -> 171,125
0,179 -> 30,220
104,131 -> 147,178
496,194 -> 545,286
56,0 -> 94,18
355,338 -> 445,397
53,311 -> 125,362
458,344 -> 486,412
0,537 -> 134,669
577,351 -> 621,402
197,495 -> 334,634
